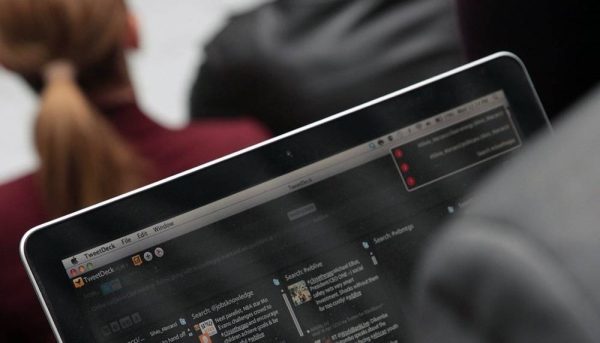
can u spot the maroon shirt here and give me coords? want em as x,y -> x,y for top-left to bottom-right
0,104 -> 270,342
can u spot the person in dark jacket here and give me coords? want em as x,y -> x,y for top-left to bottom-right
190,0 -> 463,134
414,1 -> 600,342
456,0 -> 600,121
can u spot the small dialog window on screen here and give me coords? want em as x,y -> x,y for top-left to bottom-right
391,106 -> 522,191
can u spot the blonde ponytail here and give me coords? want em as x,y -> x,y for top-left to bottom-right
35,65 -> 144,217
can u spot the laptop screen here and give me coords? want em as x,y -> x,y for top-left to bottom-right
61,90 -> 521,342
23,54 -> 551,343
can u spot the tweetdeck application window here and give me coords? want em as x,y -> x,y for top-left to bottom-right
64,91 -> 520,343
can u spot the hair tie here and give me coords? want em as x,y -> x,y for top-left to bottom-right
42,60 -> 77,83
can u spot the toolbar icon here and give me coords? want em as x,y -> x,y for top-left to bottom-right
71,257 -> 78,265
132,312 -> 142,324
154,247 -> 164,258
119,316 -> 133,329
101,325 -> 112,337
132,255 -> 143,267
110,321 -> 120,333
144,252 -> 153,262
73,277 -> 85,289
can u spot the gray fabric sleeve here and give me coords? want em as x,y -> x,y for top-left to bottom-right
414,218 -> 600,343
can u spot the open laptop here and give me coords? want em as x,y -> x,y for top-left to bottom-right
21,52 -> 550,343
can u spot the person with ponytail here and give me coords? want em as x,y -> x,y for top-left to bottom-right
0,1 -> 269,341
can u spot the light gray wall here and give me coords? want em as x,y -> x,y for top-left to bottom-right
0,0 -> 269,183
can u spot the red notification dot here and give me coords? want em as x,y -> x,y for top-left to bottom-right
406,177 -> 417,188
394,149 -> 404,159
400,163 -> 410,173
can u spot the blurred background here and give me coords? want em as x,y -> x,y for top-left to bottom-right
0,0 -> 269,183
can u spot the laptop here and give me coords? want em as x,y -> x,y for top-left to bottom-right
21,52 -> 550,343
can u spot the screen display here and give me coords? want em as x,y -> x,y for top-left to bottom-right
58,91 -> 524,343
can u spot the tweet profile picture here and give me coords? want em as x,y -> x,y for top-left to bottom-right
198,333 -> 212,343
288,280 -> 312,306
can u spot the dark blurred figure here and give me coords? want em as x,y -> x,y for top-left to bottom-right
457,0 -> 600,120
0,1 -> 268,341
414,1 -> 600,342
190,0 -> 464,134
